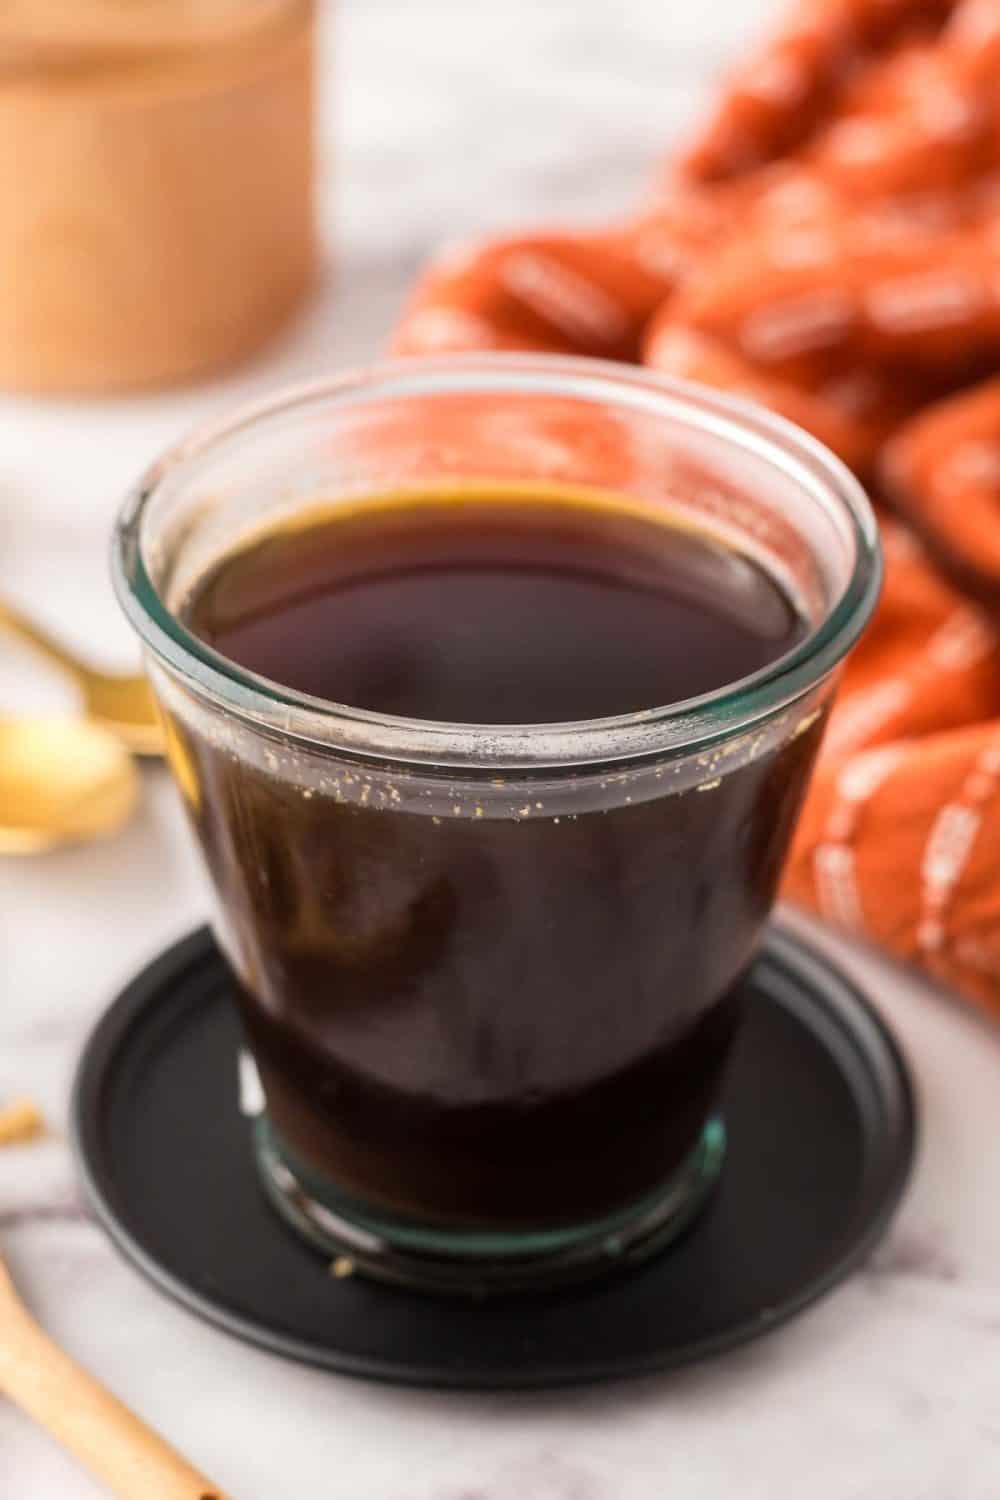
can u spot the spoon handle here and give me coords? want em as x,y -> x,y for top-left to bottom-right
0,1276 -> 228,1499
0,598 -> 85,688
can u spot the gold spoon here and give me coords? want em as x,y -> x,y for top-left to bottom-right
0,717 -> 138,854
0,598 -> 163,757
0,1250 -> 228,1498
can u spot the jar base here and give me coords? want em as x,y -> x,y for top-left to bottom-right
254,1115 -> 726,1296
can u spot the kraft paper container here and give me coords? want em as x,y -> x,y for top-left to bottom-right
0,0 -> 316,394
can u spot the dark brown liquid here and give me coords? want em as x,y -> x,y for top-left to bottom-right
180,489 -> 821,1229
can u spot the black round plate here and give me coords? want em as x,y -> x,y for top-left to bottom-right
71,926 -> 916,1389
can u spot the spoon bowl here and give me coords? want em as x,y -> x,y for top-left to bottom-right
0,717 -> 138,853
72,669 -> 164,758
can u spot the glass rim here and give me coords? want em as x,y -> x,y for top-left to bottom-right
112,353 -> 882,771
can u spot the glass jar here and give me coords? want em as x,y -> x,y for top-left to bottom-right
114,354 -> 880,1293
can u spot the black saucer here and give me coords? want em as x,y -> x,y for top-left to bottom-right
71,926 -> 915,1389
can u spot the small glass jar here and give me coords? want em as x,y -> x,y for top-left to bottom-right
114,355 -> 880,1294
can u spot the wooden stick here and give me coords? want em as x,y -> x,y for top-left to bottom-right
0,1258 -> 228,1500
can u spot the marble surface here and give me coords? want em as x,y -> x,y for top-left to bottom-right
2,2 -> 1000,1494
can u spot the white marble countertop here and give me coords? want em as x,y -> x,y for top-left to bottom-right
2,2 -> 1000,1495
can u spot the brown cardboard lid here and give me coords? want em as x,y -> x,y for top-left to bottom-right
0,0 -> 302,66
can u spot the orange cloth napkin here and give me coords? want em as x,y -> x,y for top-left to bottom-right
391,0 -> 1000,1017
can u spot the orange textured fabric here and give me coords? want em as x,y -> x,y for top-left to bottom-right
676,0 -> 958,182
393,0 -> 1000,1017
882,377 -> 1000,598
